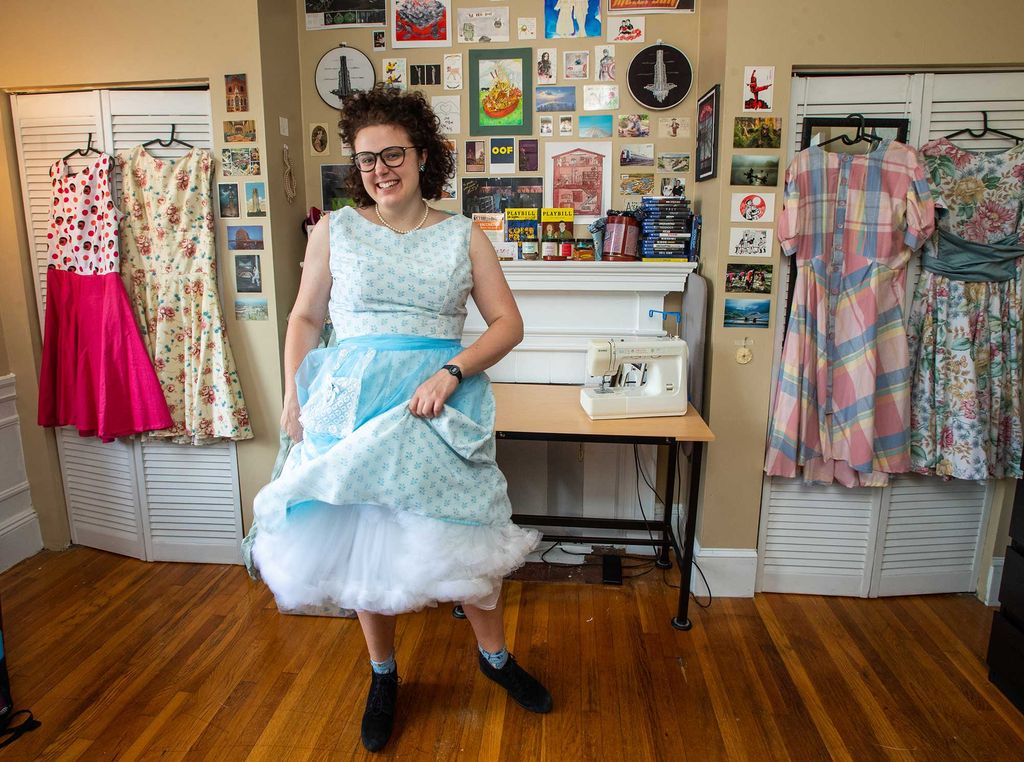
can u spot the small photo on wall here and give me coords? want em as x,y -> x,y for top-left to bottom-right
559,115 -> 574,136
244,182 -> 267,217
411,64 -> 442,86
619,173 -> 655,195
607,15 -> 645,43
730,191 -> 776,223
536,48 -> 556,85
657,151 -> 690,172
466,139 -> 486,172
234,296 -> 269,321
617,113 -> 650,137
536,85 -> 576,111
724,297 -> 771,328
733,116 -> 783,148
595,45 -> 616,81
539,115 -> 554,136
658,116 -> 691,138
309,123 -> 329,156
730,155 -> 779,186
223,120 -> 256,143
321,164 -> 357,211
234,254 -> 262,293
226,225 -> 264,250
563,50 -> 590,80
221,148 -> 261,176
579,114 -> 613,138
519,138 -> 539,171
619,143 -> 654,167
742,66 -> 775,112
217,183 -> 239,218
373,30 -> 386,50
729,227 -> 772,258
726,263 -> 773,294
660,176 -> 686,197
225,73 -> 248,113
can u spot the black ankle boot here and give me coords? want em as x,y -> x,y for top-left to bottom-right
477,653 -> 553,713
361,670 -> 400,752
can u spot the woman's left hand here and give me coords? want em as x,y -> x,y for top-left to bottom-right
409,371 -> 459,418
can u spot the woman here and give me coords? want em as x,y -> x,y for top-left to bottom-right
248,85 -> 550,752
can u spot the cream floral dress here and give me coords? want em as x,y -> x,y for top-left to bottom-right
118,145 -> 252,444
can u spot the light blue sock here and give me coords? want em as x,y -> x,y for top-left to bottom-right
478,644 -> 509,670
370,653 -> 396,675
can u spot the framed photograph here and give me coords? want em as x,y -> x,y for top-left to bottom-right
226,225 -> 264,250
695,84 -> 719,182
729,228 -> 771,258
321,164 -> 358,210
579,114 -> 614,138
309,122 -> 329,156
543,140 -> 612,223
469,48 -> 533,136
465,139 -> 486,172
536,85 -> 576,112
305,0 -> 386,30
742,66 -> 774,112
461,176 -> 544,216
723,297 -> 770,328
244,182 -> 267,217
658,116 -> 690,138
457,6 -> 510,43
563,50 -> 590,80
583,84 -> 619,111
519,139 -> 539,171
234,254 -> 263,293
800,116 -> 910,150
443,53 -> 463,89
733,116 -> 782,149
390,0 -> 452,48
607,15 -> 644,42
730,191 -> 776,223
545,0 -> 602,39
730,155 -> 779,186
608,0 -> 694,11
619,143 -> 654,166
217,183 -> 239,218
726,263 -> 773,294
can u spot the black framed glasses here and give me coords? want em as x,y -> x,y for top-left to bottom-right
352,145 -> 419,172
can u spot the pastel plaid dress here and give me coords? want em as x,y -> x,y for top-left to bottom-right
765,141 -> 935,487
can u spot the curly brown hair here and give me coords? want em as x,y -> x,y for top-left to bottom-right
338,84 -> 455,207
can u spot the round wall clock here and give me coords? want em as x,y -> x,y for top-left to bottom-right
626,44 -> 692,111
315,45 -> 376,110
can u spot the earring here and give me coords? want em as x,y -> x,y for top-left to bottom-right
419,163 -> 425,172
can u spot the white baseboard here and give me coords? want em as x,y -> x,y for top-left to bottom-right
985,557 -> 1004,607
0,507 -> 44,573
0,373 -> 44,573
692,540 -> 758,598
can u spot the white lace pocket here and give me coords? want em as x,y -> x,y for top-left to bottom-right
300,376 -> 361,438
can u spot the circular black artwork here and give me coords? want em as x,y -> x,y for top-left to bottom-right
626,44 -> 692,111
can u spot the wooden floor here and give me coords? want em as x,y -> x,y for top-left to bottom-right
2,547 -> 1023,761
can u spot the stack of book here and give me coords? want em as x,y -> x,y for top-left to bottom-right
639,196 -> 693,262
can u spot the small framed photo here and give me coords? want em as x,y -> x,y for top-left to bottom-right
695,84 -> 720,182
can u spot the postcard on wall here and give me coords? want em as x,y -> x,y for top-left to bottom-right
543,141 -> 611,223
224,73 -> 249,113
373,30 -> 387,49
606,15 -> 644,42
490,137 -> 516,174
223,120 -> 256,143
617,113 -> 650,137
457,7 -> 510,43
583,84 -> 619,111
444,53 -> 463,89
657,151 -> 690,172
382,57 -> 408,89
518,138 -> 539,171
658,116 -> 690,138
733,116 -> 782,148
726,263 -> 773,294
321,164 -> 357,210
619,173 -> 655,195
309,123 -> 330,156
730,155 -> 779,186
729,227 -> 772,258
563,50 -> 590,80
595,44 -> 616,80
431,95 -> 461,134
536,85 -> 576,112
391,0 -> 453,49
619,143 -> 654,167
221,148 -> 261,176
535,48 -> 557,85
539,115 -> 554,136
579,114 -> 613,138
234,254 -> 262,293
218,183 -> 239,218
305,0 -> 385,30
226,225 -> 264,251
723,297 -> 770,329
244,182 -> 267,217
545,0 -> 602,39
234,296 -> 269,321
609,0 -> 695,12
742,66 -> 775,112
517,17 -> 537,39
660,176 -> 686,197
730,191 -> 776,223
466,139 -> 486,172
411,64 -> 442,86
461,176 -> 544,216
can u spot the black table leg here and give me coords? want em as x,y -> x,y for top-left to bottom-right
656,441 -> 678,569
672,441 -> 703,631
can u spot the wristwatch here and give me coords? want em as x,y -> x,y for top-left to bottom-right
442,363 -> 463,383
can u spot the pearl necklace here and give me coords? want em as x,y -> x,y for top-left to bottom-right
375,200 -> 430,234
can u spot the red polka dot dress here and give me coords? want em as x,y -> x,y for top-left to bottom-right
38,154 -> 172,441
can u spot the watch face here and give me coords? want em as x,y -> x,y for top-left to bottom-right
626,44 -> 692,111
315,45 -> 376,110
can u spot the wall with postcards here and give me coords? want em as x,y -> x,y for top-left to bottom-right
296,0 -> 700,242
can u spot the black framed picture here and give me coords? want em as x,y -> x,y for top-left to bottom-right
625,43 -> 692,111
799,116 -> 910,150
695,84 -> 720,182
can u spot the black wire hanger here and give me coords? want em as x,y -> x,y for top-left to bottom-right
61,132 -> 104,162
944,110 -> 1022,144
817,113 -> 883,148
142,124 -> 194,149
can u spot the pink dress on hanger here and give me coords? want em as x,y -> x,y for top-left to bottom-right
37,153 -> 172,442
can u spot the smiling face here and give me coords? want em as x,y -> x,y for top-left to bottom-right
353,123 -> 425,211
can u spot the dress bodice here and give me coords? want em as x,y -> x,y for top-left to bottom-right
328,206 -> 474,340
47,153 -> 121,275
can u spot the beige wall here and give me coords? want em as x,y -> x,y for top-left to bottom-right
0,0 -> 290,546
695,0 -> 1024,554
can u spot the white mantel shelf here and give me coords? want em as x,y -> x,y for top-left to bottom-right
499,260 -> 697,291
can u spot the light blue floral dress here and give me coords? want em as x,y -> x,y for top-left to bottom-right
247,207 -> 540,614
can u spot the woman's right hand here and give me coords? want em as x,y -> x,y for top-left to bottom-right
281,394 -> 303,443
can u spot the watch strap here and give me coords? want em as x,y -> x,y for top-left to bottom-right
442,363 -> 463,383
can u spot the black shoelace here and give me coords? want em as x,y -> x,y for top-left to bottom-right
367,674 -> 399,715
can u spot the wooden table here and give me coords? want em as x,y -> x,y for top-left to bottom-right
492,383 -> 715,630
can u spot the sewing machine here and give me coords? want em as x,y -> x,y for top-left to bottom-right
580,337 -> 688,420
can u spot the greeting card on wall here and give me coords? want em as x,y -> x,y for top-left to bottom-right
431,95 -> 461,134
545,0 -> 602,39
543,141 -> 612,223
443,53 -> 463,89
730,191 -> 776,223
729,228 -> 771,258
518,17 -> 537,39
457,7 -> 510,43
391,0 -> 452,48
607,15 -> 644,42
469,48 -> 533,136
490,137 -> 516,174
742,66 -> 774,112
536,48 -> 556,85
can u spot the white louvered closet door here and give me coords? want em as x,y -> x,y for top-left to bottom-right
12,88 -> 244,565
758,71 -> 1024,597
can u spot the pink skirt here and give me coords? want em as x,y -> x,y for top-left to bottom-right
38,269 -> 172,442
